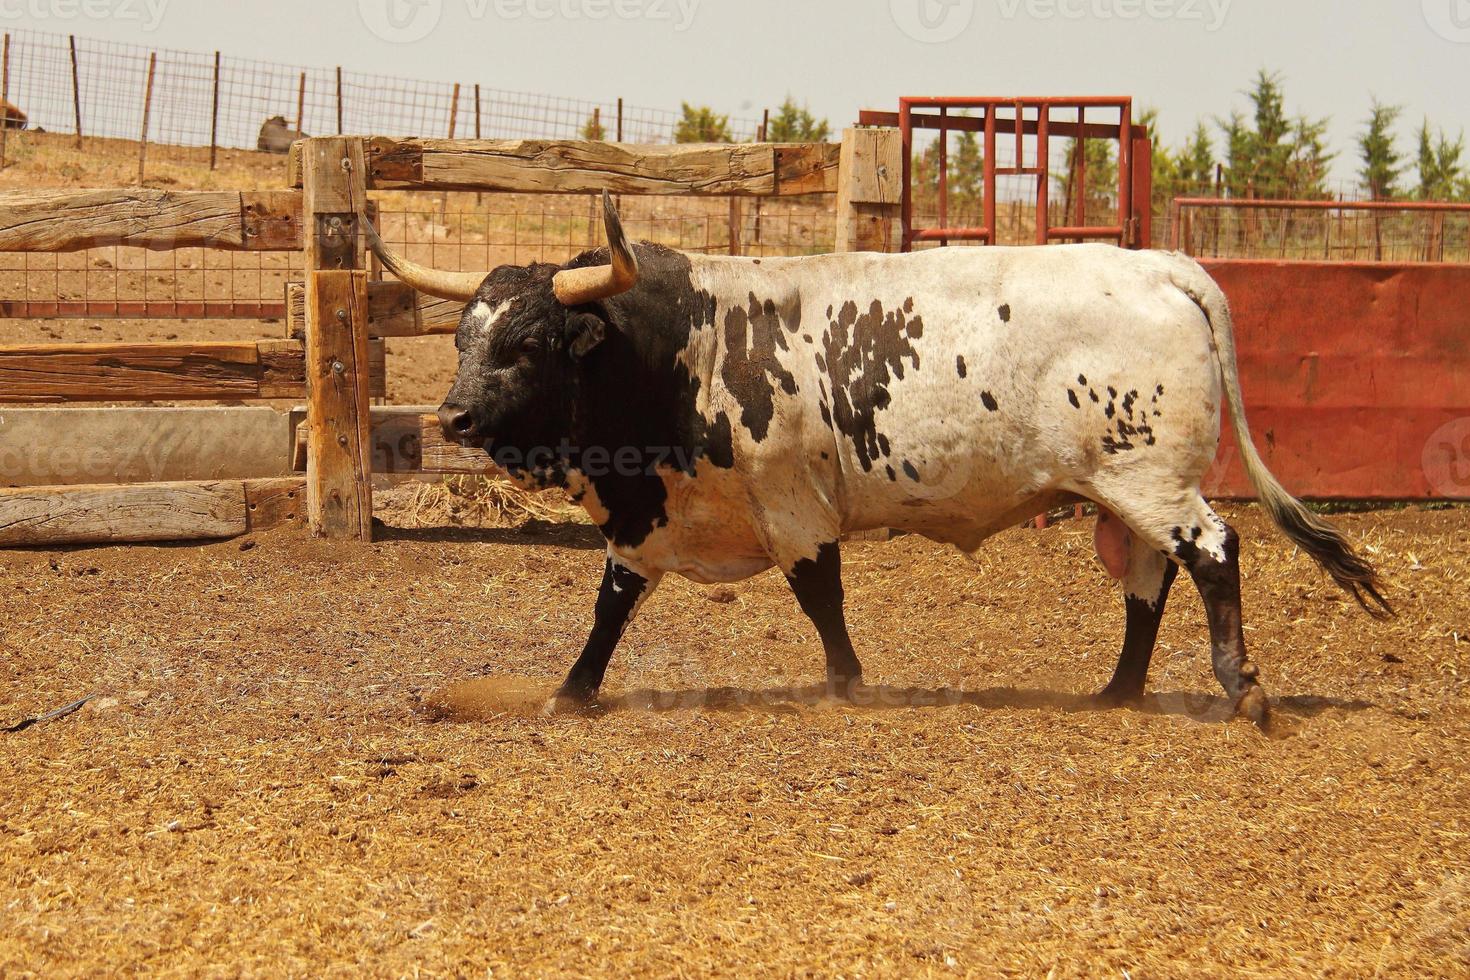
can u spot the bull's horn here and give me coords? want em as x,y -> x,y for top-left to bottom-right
361,214 -> 486,302
552,191 -> 640,306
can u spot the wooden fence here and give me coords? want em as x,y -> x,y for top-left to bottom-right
0,130 -> 902,547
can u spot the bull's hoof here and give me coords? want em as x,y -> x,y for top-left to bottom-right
1236,685 -> 1271,729
1094,680 -> 1146,708
541,689 -> 601,717
825,674 -> 866,703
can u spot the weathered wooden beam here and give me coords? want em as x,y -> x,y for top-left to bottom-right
835,128 -> 902,253
297,138 -> 840,196
244,478 -> 306,532
0,477 -> 306,547
304,270 -> 373,540
0,480 -> 246,546
302,137 -> 374,541
0,189 -> 302,252
291,407 -> 495,476
0,406 -> 296,485
419,413 -> 497,473
0,339 -> 383,403
286,279 -> 459,339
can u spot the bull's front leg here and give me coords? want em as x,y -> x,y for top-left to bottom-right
552,553 -> 662,707
784,541 -> 865,699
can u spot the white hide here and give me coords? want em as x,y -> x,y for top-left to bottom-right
604,244 -> 1239,597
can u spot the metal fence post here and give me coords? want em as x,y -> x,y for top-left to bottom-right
137,51 -> 156,184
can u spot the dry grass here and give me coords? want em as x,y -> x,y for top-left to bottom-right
1,505 -> 1467,976
375,476 -> 586,530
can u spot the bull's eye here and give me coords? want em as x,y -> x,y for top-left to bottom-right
519,337 -> 541,354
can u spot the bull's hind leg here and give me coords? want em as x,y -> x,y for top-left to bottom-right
1085,489 -> 1268,725
1177,512 -> 1269,726
784,541 -> 864,698
1097,539 -> 1179,705
553,553 -> 663,705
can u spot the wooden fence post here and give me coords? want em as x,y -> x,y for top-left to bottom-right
1,34 -> 10,170
137,51 -> 156,185
448,82 -> 459,138
335,66 -> 343,134
834,127 -> 902,253
69,34 -> 82,148
301,137 -> 373,541
295,70 -> 306,139
208,50 -> 220,170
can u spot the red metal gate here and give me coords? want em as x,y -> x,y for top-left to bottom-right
860,97 -> 1152,251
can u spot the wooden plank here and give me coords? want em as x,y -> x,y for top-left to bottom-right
835,128 -> 902,253
287,280 -> 459,339
291,408 -> 503,476
0,339 -> 382,403
0,406 -> 296,486
291,405 -> 430,475
420,414 -> 497,473
338,138 -> 839,196
0,340 -> 279,403
244,477 -> 305,532
774,143 -> 843,196
304,269 -> 373,540
0,480 -> 247,546
0,189 -> 303,252
241,191 -> 304,250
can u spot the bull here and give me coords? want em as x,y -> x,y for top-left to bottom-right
365,192 -> 1391,725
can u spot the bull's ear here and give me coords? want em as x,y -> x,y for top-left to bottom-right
567,312 -> 605,358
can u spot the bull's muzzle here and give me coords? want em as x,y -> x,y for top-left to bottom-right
437,403 -> 480,444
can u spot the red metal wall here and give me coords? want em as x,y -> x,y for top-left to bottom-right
1200,260 -> 1470,500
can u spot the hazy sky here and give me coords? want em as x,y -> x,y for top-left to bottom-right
8,0 -> 1468,184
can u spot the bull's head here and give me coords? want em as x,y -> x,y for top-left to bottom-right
363,191 -> 639,470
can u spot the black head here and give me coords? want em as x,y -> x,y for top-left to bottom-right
436,261 -> 609,461
364,191 -> 640,475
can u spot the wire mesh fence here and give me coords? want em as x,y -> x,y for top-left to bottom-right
1167,200 -> 1470,262
0,27 -> 763,156
374,193 -> 834,270
0,192 -> 835,318
0,246 -> 295,317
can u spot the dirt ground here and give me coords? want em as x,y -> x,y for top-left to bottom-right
2,505 -> 1467,976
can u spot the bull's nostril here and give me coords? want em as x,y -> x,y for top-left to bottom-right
437,404 -> 477,440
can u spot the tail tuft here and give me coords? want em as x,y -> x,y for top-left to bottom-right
1259,493 -> 1394,620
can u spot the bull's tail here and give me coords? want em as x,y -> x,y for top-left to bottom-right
1175,264 -> 1394,619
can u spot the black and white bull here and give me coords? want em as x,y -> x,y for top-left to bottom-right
365,193 -> 1391,725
